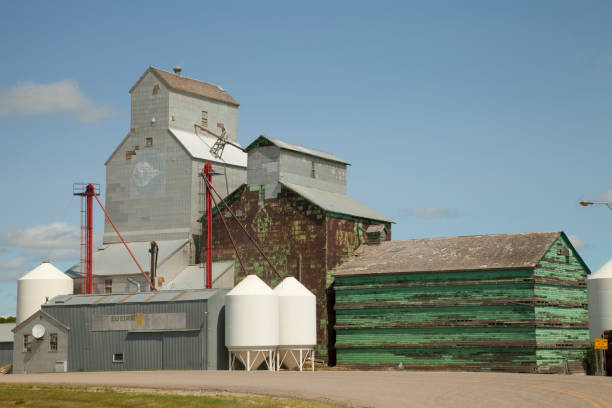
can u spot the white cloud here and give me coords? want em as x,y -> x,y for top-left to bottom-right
0,257 -> 27,282
407,207 -> 460,219
568,234 -> 587,250
1,222 -> 80,249
0,79 -> 115,122
598,188 -> 612,202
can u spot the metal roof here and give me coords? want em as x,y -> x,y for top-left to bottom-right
281,181 -> 392,223
130,67 -> 239,106
333,232 -> 565,277
245,135 -> 349,165
162,261 -> 234,290
0,323 -> 15,342
46,288 -> 225,306
66,239 -> 188,277
169,128 -> 247,167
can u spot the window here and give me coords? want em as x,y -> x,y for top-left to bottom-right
105,279 -> 112,294
201,111 -> 208,127
152,84 -> 160,94
113,352 -> 124,363
145,137 -> 153,147
49,333 -> 58,352
23,334 -> 32,352
311,161 -> 316,178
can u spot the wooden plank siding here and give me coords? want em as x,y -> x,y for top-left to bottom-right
333,234 -> 589,372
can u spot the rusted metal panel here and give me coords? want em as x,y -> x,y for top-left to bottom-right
205,185 -> 388,359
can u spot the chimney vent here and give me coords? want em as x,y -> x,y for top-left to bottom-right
173,65 -> 182,75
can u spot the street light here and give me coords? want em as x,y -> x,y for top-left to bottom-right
580,201 -> 612,211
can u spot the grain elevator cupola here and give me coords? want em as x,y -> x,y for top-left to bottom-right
67,67 -> 247,293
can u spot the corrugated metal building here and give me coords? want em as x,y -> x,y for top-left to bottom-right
12,289 -> 227,373
206,135 -> 392,360
0,323 -> 15,366
332,231 -> 589,373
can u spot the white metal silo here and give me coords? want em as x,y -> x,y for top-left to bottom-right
588,257 -> 612,341
17,262 -> 73,324
225,274 -> 278,371
274,277 -> 316,371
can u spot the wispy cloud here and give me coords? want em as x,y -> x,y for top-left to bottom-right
598,188 -> 612,202
406,207 -> 461,219
0,222 -> 80,262
0,79 -> 115,122
1,222 -> 80,249
0,257 -> 27,282
568,234 -> 587,250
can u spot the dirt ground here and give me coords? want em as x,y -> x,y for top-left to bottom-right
1,370 -> 611,408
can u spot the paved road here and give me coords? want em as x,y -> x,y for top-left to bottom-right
1,370 -> 612,408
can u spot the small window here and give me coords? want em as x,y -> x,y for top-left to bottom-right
201,111 -> 208,127
145,137 -> 153,147
23,334 -> 32,352
105,279 -> 112,294
49,333 -> 58,352
152,84 -> 160,94
125,151 -> 132,160
311,161 -> 316,178
112,352 -> 124,363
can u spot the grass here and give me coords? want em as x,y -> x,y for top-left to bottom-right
0,384 -> 339,408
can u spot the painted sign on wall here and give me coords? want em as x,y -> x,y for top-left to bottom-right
91,312 -> 187,331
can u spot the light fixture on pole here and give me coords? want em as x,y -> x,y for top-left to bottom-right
579,201 -> 612,211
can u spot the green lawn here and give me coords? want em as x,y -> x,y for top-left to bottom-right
0,384 -> 338,408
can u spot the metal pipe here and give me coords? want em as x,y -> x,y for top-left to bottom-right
205,163 -> 213,289
126,277 -> 141,292
206,177 -> 248,276
86,184 -> 94,294
93,194 -> 155,290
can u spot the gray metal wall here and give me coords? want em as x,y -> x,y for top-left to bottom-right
247,145 -> 348,198
279,150 -> 347,194
41,292 -> 227,372
0,342 -> 12,366
169,90 -> 239,140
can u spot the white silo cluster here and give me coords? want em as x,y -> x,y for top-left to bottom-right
225,275 -> 316,371
588,257 -> 612,340
16,262 -> 74,324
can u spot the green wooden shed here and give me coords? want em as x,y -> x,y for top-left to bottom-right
331,231 -> 589,373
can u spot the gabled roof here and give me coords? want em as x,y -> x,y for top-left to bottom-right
12,310 -> 70,333
66,239 -> 188,277
169,128 -> 247,167
130,67 -> 239,106
333,231 -> 578,277
281,181 -> 392,223
246,135 -> 349,165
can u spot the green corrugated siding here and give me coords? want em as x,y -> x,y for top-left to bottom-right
337,347 -> 537,371
335,283 -> 534,308
336,327 -> 535,347
334,237 -> 589,372
336,305 -> 534,328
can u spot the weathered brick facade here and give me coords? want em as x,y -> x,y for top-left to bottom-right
204,184 -> 391,359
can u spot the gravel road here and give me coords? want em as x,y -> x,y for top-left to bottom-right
2,370 -> 611,408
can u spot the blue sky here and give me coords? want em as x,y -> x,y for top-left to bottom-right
0,1 -> 611,315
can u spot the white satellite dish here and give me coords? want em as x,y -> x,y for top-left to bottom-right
32,324 -> 45,339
